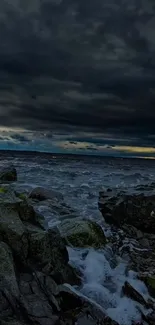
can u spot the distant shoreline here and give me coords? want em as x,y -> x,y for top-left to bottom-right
0,148 -> 155,161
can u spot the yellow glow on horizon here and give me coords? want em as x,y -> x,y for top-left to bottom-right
138,156 -> 155,160
113,145 -> 155,154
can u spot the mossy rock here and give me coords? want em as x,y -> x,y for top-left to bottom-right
17,193 -> 27,200
0,186 -> 8,193
59,218 -> 107,248
146,276 -> 155,297
0,165 -> 17,182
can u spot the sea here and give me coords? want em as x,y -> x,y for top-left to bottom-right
1,151 -> 155,325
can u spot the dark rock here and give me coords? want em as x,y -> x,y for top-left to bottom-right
122,281 -> 148,307
0,320 -> 28,325
0,291 -> 13,319
76,315 -> 97,325
19,294 -> 57,325
145,311 -> 155,325
0,204 -> 28,260
27,225 -> 80,285
0,242 -> 19,298
58,218 -> 107,248
99,190 -> 155,233
58,284 -> 119,325
29,187 -> 63,202
128,250 -> 155,274
18,199 -> 47,230
138,273 -> 155,298
0,165 -> 17,182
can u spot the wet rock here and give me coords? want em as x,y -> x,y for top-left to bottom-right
122,281 -> 148,307
58,218 -> 107,248
58,284 -> 119,325
29,186 -> 63,202
99,190 -> 155,233
144,311 -> 155,325
47,199 -> 76,218
76,315 -> 97,325
32,196 -> 77,225
0,165 -> 17,182
138,273 -> 155,298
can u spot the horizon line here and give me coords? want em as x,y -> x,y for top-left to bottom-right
0,148 -> 155,161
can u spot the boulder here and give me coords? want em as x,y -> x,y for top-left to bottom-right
29,186 -> 63,202
32,197 -> 78,226
0,203 -> 28,260
18,199 -> 47,230
58,218 -> 107,248
58,284 -> 119,325
0,165 -> 17,182
0,242 -> 19,297
19,292 -> 59,325
0,242 -> 20,321
99,190 -> 155,233
27,225 -> 80,285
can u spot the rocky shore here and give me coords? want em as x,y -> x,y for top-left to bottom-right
1,165 -> 155,325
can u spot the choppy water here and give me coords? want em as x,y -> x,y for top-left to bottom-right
1,152 -> 155,325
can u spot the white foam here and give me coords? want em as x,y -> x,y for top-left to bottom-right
83,249 -> 113,283
107,297 -> 141,325
81,283 -> 118,309
68,247 -> 149,325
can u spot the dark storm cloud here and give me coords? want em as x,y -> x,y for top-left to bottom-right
0,0 -> 155,144
11,134 -> 29,142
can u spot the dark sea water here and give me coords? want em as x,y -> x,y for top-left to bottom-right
0,151 -> 155,325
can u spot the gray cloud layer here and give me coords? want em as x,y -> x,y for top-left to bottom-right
0,0 -> 155,145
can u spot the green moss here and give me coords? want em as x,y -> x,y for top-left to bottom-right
147,276 -> 155,289
17,193 -> 27,200
143,276 -> 155,298
59,218 -> 107,248
0,187 -> 8,193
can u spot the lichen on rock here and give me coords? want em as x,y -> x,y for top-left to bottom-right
59,218 -> 107,248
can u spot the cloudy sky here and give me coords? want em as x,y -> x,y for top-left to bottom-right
0,0 -> 155,158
